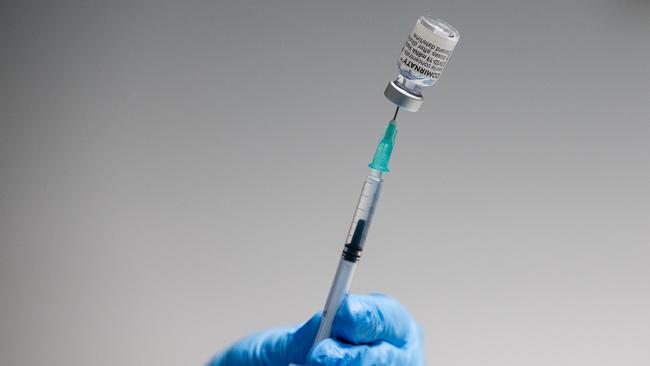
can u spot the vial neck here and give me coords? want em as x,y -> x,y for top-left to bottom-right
395,75 -> 424,96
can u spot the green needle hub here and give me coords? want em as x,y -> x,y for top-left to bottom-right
368,120 -> 397,172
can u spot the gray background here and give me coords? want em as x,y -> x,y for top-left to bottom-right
1,0 -> 649,365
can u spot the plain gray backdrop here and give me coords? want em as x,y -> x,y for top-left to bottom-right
1,0 -> 649,365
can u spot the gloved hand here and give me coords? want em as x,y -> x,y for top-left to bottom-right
207,293 -> 424,365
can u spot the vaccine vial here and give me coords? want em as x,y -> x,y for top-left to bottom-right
384,16 -> 460,112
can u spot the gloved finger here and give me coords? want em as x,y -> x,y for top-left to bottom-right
286,313 -> 322,364
207,312 -> 321,366
306,337 -> 411,366
332,293 -> 417,346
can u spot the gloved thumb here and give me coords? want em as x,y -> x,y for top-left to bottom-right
207,313 -> 321,366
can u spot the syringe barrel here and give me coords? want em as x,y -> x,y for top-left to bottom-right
342,169 -> 384,261
312,258 -> 356,345
310,169 -> 384,347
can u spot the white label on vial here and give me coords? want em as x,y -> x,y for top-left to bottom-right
398,21 -> 457,80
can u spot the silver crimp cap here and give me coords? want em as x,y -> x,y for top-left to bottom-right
384,81 -> 423,112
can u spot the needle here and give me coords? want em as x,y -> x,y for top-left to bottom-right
392,106 -> 400,121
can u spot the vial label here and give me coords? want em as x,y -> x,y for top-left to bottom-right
398,21 -> 457,80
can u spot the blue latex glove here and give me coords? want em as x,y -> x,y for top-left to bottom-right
208,293 -> 424,365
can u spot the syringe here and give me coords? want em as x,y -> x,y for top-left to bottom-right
292,15 -> 459,364
311,107 -> 398,348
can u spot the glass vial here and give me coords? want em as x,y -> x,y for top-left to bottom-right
384,16 -> 460,112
